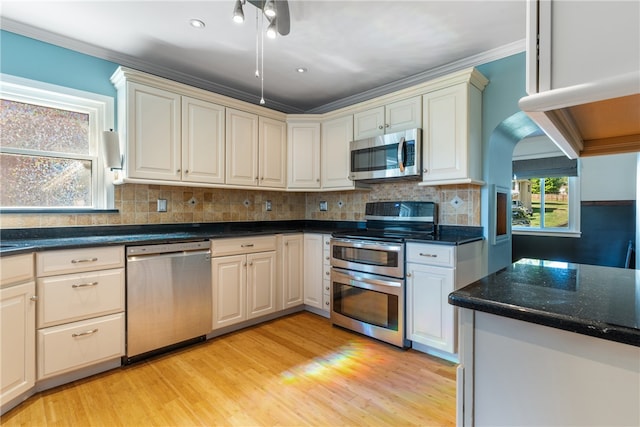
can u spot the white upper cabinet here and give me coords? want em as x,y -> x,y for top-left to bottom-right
226,109 -> 286,188
124,82 -> 182,181
527,0 -> 640,94
287,121 -> 321,189
226,108 -> 259,186
321,115 -> 354,190
353,96 -> 422,139
181,96 -> 225,184
258,117 -> 287,188
421,74 -> 487,186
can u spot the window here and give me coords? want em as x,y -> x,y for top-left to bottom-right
0,75 -> 114,210
512,156 -> 581,237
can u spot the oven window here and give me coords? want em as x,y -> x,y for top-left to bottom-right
332,246 -> 398,268
332,283 -> 399,330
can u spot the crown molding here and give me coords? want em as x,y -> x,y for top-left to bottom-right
2,18 -> 524,114
307,39 -> 526,114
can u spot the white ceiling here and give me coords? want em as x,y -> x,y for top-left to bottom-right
0,0 -> 526,113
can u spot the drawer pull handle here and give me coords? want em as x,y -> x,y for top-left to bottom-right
419,253 -> 438,258
72,328 -> 98,338
72,282 -> 99,288
71,258 -> 98,264
30,295 -> 38,301
241,244 -> 254,248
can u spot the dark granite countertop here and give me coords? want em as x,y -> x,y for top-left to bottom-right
449,258 -> 640,347
0,221 -> 483,256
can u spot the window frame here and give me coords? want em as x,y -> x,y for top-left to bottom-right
0,74 -> 115,210
512,175 -> 581,237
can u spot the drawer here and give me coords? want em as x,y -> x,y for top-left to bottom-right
406,243 -> 455,268
37,268 -> 125,328
1,253 -> 34,288
37,312 -> 125,380
211,235 -> 276,256
322,262 -> 332,280
36,246 -> 124,277
322,291 -> 331,312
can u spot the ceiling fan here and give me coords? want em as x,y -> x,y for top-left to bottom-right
240,0 -> 291,36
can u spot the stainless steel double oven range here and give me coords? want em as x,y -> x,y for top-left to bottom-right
330,201 -> 437,348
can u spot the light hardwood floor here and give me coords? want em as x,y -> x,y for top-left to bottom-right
2,312 -> 456,426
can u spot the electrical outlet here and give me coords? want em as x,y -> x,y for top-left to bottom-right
319,201 -> 328,211
157,199 -> 167,212
265,200 -> 272,211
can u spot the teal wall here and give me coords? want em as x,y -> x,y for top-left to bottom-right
0,30 -> 119,98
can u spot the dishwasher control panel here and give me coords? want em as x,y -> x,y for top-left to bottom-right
126,240 -> 210,256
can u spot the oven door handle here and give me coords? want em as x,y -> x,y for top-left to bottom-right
332,268 -> 403,293
331,239 -> 403,253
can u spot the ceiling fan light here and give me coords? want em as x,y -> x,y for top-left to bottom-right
233,0 -> 245,23
263,0 -> 276,18
266,18 -> 277,39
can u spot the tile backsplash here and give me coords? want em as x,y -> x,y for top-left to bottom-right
0,182 -> 480,229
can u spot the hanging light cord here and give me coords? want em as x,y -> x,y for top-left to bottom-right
260,12 -> 265,105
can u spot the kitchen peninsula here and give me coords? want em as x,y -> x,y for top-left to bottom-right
449,259 -> 640,426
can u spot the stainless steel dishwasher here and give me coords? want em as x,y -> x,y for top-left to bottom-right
125,240 -> 211,363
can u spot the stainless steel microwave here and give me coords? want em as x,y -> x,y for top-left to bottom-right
349,128 -> 421,182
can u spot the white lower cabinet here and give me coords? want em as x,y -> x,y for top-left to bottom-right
278,234 -> 304,310
406,241 -> 483,360
37,313 -> 125,379
303,233 -> 330,317
1,260 -> 36,411
211,236 -> 276,329
35,246 -> 125,380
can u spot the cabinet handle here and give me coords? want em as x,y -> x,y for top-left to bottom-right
419,253 -> 438,258
325,271 -> 330,276
71,257 -> 98,264
177,169 -> 181,173
185,170 -> 189,174
378,125 -> 383,130
316,179 -> 320,182
325,301 -> 330,306
260,177 -> 264,181
249,261 -> 253,266
325,256 -> 330,260
406,273 -> 412,277
30,295 -> 38,301
423,169 -> 428,173
72,328 -> 98,338
241,244 -> 254,248
385,123 -> 390,128
72,281 -> 99,288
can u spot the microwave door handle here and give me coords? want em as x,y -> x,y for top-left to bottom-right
397,137 -> 405,172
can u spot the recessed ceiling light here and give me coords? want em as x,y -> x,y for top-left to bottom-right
296,67 -> 308,73
189,19 -> 206,29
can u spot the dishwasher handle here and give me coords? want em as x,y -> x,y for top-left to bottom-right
127,249 -> 211,263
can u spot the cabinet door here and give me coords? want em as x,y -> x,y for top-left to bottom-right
406,263 -> 455,353
258,117 -> 286,188
1,281 -> 36,404
181,97 -> 225,184
247,251 -> 276,319
212,254 -> 246,329
226,108 -> 259,186
281,234 -> 304,310
321,115 -> 354,190
303,234 -> 323,309
353,106 -> 384,139
422,83 -> 474,184
287,123 -> 321,189
385,96 -> 422,133
127,82 -> 181,181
